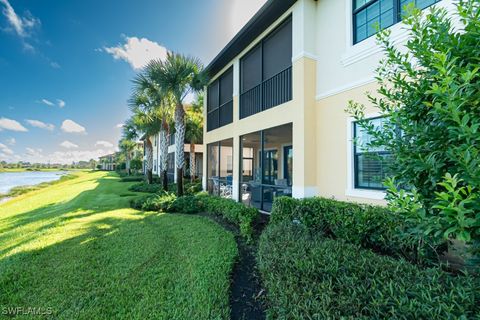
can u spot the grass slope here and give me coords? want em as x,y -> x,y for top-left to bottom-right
0,171 -> 237,319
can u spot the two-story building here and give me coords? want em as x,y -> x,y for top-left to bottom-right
202,0 -> 453,211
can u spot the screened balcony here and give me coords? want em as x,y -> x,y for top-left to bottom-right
207,68 -> 233,132
240,123 -> 293,212
240,17 -> 292,119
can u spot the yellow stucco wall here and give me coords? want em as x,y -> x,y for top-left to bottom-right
315,81 -> 386,205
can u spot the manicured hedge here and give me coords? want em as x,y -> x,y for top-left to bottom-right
258,223 -> 480,319
270,197 -> 435,263
195,193 -> 259,242
130,192 -> 177,211
130,191 -> 259,242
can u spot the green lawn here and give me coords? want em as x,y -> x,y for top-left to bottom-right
0,171 -> 237,319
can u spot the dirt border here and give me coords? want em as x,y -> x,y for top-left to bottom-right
196,212 -> 268,320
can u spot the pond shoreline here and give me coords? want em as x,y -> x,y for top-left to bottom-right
0,172 -> 79,204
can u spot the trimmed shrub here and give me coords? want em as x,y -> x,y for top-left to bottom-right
167,182 -> 203,195
128,183 -> 163,193
130,192 -> 177,212
258,222 -> 480,319
196,193 -> 259,242
169,195 -> 204,214
270,196 -> 435,263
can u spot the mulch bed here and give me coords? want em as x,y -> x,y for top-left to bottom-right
195,212 -> 269,320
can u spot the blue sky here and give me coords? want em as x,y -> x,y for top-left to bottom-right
0,0 -> 266,164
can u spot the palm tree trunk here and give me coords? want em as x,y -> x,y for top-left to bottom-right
160,121 -> 169,191
174,103 -> 185,196
145,139 -> 153,184
126,152 -> 131,175
189,143 -> 196,182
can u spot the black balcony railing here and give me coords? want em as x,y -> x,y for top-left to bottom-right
219,101 -> 233,127
240,66 -> 292,119
207,100 -> 233,131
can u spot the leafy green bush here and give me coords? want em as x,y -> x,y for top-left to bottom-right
258,222 -> 480,319
128,182 -> 162,193
347,1 -> 480,252
169,195 -> 203,214
130,192 -> 177,211
196,193 -> 259,242
270,197 -> 436,264
167,182 -> 202,195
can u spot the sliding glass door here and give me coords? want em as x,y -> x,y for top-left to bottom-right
207,138 -> 233,198
240,123 -> 292,211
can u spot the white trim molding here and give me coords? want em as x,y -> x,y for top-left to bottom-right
316,76 -> 375,101
292,51 -> 318,63
292,185 -> 318,199
345,114 -> 386,200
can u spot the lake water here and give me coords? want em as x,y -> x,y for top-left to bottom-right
0,171 -> 67,195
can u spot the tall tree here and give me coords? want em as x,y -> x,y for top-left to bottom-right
185,94 -> 204,182
119,138 -> 136,175
133,64 -> 173,190
128,93 -> 161,184
150,52 -> 206,196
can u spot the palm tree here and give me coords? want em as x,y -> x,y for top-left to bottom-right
132,64 -> 173,190
128,92 -> 162,184
120,121 -> 139,175
185,94 -> 204,182
150,52 -> 206,196
119,138 -> 136,175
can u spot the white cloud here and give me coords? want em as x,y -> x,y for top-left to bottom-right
57,99 -> 65,108
50,61 -> 61,69
41,99 -> 55,106
0,143 -> 13,155
0,117 -> 28,132
0,0 -> 40,38
60,140 -> 79,149
25,119 -> 55,131
95,140 -> 114,148
6,137 -> 15,145
25,147 -> 42,157
61,119 -> 86,134
115,123 -> 124,128
102,36 -> 168,70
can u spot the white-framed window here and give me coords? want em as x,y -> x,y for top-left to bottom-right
346,115 -> 390,199
352,0 -> 441,44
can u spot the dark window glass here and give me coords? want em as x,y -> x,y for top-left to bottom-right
207,67 -> 233,131
353,117 -> 393,190
241,45 -> 262,93
219,68 -> 233,105
207,81 -> 219,112
353,0 -> 440,44
263,19 -> 292,80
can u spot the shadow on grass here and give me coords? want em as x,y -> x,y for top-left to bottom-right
0,172 -> 141,259
0,171 -> 236,319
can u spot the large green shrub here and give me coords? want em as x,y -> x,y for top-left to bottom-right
169,195 -> 204,214
347,1 -> 480,251
258,222 -> 480,319
271,197 -> 436,264
197,193 -> 259,242
130,192 -> 177,212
